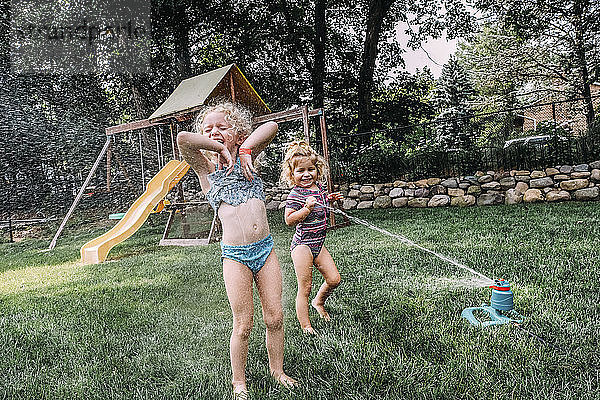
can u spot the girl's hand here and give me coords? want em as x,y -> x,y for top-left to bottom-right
305,196 -> 317,211
239,152 -> 256,181
327,192 -> 344,202
217,146 -> 234,174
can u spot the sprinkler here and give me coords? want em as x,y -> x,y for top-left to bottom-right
461,279 -> 525,327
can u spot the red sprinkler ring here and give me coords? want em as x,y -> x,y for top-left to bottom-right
489,279 -> 511,291
489,284 -> 511,291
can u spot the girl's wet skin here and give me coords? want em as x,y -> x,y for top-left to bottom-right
218,198 -> 270,245
177,105 -> 297,394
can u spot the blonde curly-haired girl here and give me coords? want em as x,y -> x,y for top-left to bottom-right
177,101 -> 297,398
281,141 -> 343,335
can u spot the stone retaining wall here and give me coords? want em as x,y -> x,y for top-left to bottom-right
264,160 -> 600,210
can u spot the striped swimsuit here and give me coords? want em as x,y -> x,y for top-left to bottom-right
286,183 -> 329,258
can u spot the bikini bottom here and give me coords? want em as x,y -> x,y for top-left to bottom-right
221,234 -> 274,274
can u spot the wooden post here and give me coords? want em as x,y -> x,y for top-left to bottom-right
552,102 -> 557,138
49,136 -> 111,250
138,131 -> 145,191
170,121 -> 178,160
207,212 -> 219,243
230,71 -> 236,103
106,139 -> 112,192
161,210 -> 176,241
302,105 -> 310,143
155,128 -> 162,170
319,109 -> 331,182
319,109 -> 335,226
158,126 -> 165,168
172,123 -> 189,237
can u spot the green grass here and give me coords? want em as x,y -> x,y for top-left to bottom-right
1,202 -> 599,399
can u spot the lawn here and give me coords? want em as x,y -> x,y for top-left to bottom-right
0,202 -> 599,399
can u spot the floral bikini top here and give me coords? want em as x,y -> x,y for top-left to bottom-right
206,158 -> 265,211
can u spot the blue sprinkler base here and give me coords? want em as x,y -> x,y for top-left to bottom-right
461,304 -> 525,327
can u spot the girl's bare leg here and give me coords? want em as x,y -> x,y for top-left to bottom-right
291,245 -> 316,333
312,246 -> 341,321
223,258 -> 255,393
255,250 -> 298,387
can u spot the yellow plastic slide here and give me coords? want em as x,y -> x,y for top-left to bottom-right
80,160 -> 190,265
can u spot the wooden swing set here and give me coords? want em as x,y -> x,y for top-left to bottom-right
49,64 -> 348,253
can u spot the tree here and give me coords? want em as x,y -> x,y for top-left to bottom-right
431,56 -> 476,150
371,69 -> 435,143
355,0 -> 475,135
456,24 -> 528,110
356,0 -> 396,134
474,0 -> 600,127
455,23 -> 547,145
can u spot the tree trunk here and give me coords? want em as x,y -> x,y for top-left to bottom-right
130,76 -> 148,119
313,0 -> 326,110
0,0 -> 9,76
312,0 -> 327,149
357,0 -> 395,136
173,2 -> 192,81
572,2 -> 595,127
273,0 -> 328,146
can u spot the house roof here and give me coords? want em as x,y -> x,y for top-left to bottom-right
148,64 -> 270,122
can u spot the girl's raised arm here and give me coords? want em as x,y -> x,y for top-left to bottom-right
177,132 -> 232,192
238,121 -> 278,181
240,121 -> 278,159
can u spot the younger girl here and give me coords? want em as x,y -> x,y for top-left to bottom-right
177,102 -> 296,398
281,141 -> 342,335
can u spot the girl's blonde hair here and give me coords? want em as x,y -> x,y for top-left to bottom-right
194,101 -> 253,141
280,141 -> 327,186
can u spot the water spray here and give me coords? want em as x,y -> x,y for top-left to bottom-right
327,206 -> 525,327
328,206 -> 494,283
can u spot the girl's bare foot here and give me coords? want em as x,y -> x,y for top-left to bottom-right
311,299 -> 331,321
302,326 -> 317,335
232,384 -> 249,400
272,372 -> 298,389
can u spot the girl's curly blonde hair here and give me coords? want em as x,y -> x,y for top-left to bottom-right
194,101 -> 253,141
280,141 -> 327,186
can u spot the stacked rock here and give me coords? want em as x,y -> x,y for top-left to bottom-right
263,161 -> 600,210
